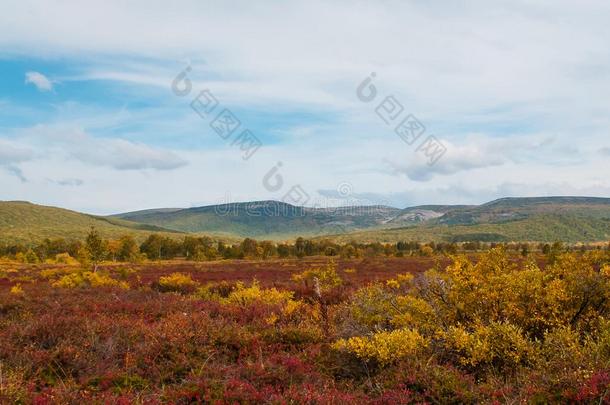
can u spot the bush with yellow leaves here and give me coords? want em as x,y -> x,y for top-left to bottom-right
223,280 -> 294,306
53,252 -> 79,265
10,283 -> 24,295
440,322 -> 535,372
156,272 -> 199,294
341,279 -> 435,335
292,261 -> 342,291
332,328 -> 427,365
52,271 -> 129,289
40,267 -> 73,280
343,283 -> 396,332
335,247 -> 610,380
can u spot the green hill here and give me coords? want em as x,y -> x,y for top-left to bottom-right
113,196 -> 610,243
434,197 -> 610,225
328,197 -> 610,243
2,197 -> 609,244
327,214 -> 610,243
0,201 -> 181,244
113,201 -> 401,239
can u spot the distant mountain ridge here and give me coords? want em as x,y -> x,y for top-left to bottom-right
112,196 -> 610,242
113,200 -> 403,239
1,197 -> 609,243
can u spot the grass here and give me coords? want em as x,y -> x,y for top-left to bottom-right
0,201 -> 182,244
327,213 -> 610,243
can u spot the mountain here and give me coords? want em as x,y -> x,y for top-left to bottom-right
113,196 -> 610,242
387,205 -> 472,226
434,197 -> 610,225
113,201 -> 402,239
0,201 -> 181,244
329,197 -> 610,243
2,197 -> 609,244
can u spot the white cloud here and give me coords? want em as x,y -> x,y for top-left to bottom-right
24,71 -> 53,91
12,125 -> 188,172
47,178 -> 84,186
0,139 -> 34,182
0,139 -> 34,164
66,133 -> 188,171
382,134 -> 566,182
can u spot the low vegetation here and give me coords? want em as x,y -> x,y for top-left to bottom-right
1,235 -> 610,402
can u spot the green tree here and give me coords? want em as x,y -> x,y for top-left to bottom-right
140,234 -> 165,260
117,235 -> 140,262
295,237 -> 305,258
85,227 -> 107,272
240,238 -> 259,258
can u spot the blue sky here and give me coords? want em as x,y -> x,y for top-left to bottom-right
0,0 -> 609,214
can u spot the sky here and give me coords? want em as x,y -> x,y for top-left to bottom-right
0,0 -> 609,214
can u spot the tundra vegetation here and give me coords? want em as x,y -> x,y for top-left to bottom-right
0,230 -> 610,402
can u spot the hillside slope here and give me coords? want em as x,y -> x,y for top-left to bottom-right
2,197 -> 609,244
0,201 -> 181,244
114,201 -> 401,239
113,197 -> 610,242
329,197 -> 610,243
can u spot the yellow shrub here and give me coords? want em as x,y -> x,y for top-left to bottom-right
601,264 -> 610,278
441,322 -> 534,371
396,273 -> 414,285
157,272 -> 199,293
265,313 -> 279,326
54,253 -> 79,265
292,261 -> 342,291
391,295 -> 436,332
333,328 -> 427,365
52,271 -> 129,289
10,283 -> 24,295
386,279 -> 400,289
40,267 -> 72,280
282,299 -> 304,317
541,326 -> 586,366
87,272 -> 128,288
419,246 -> 434,257
223,280 -> 293,306
347,284 -> 395,330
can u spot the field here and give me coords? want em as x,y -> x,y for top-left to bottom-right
2,250 -> 610,403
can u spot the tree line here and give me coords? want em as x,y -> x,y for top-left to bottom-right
1,229 -> 608,264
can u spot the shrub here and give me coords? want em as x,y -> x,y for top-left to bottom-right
419,246 -> 434,257
292,261 -> 342,291
16,249 -> 40,264
440,322 -> 535,373
54,253 -> 79,265
333,328 -> 428,366
223,280 -> 293,306
52,271 -> 129,289
344,283 -> 396,331
195,281 -> 236,300
10,283 -> 24,295
156,272 -> 199,294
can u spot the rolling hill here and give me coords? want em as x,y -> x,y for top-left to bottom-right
113,201 -> 402,239
113,196 -> 610,243
328,197 -> 610,243
1,197 -> 609,244
0,201 -> 182,244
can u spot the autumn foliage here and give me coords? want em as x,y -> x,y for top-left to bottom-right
1,246 -> 610,403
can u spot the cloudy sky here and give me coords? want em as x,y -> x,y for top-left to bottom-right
0,0 -> 609,214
